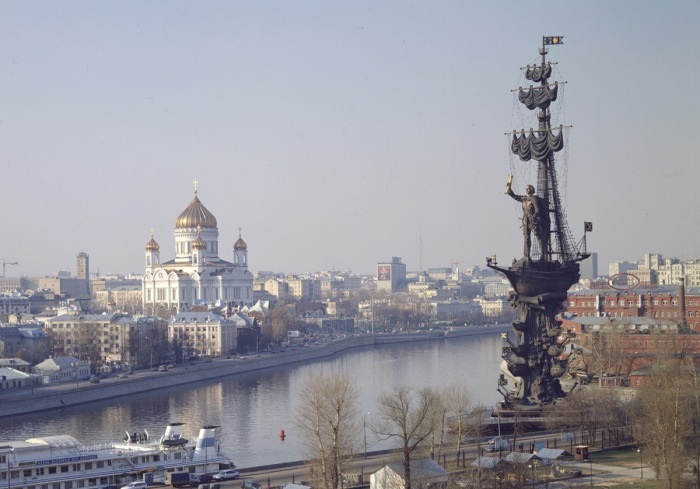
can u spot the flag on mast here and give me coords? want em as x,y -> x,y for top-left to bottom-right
543,36 -> 564,45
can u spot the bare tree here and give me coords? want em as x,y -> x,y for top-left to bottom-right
633,358 -> 695,489
294,371 -> 359,489
270,303 -> 295,343
374,385 -> 441,489
442,384 -> 473,456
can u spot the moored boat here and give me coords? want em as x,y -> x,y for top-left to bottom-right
0,423 -> 233,489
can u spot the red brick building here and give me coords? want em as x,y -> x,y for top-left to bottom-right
566,285 -> 700,332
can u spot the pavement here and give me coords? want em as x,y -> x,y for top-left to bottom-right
566,460 -> 653,487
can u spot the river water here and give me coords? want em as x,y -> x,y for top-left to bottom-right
0,332 -> 505,468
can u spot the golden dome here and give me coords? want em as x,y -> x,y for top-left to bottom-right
234,237 -> 247,250
176,193 -> 217,229
145,235 -> 160,251
192,235 -> 207,250
234,229 -> 247,250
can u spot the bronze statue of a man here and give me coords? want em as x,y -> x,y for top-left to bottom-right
505,175 -> 551,259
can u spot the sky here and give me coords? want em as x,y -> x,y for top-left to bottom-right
1,1 -> 698,278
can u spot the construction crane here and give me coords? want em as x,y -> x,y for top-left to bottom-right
1,259 -> 18,278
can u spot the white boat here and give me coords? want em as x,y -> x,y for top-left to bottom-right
0,423 -> 233,489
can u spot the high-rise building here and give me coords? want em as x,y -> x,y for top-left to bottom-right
579,252 -> 598,280
76,252 -> 89,280
377,257 -> 407,293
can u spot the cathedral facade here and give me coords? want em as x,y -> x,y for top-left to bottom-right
142,187 -> 253,318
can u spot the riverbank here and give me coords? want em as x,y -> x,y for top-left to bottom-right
0,324 -> 510,418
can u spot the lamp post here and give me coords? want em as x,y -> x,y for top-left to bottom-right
5,447 -> 15,489
144,337 -> 153,371
71,362 -> 79,390
637,447 -> 643,478
363,412 -> 371,457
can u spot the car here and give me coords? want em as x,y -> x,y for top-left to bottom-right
89,377 -> 100,384
197,475 -> 215,484
118,373 -> 128,378
120,482 -> 147,489
486,436 -> 509,452
212,470 -> 240,481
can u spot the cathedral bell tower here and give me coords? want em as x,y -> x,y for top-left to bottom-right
233,228 -> 248,268
145,231 -> 160,270
192,228 -> 207,271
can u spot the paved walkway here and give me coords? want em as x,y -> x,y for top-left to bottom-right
567,460 -> 654,487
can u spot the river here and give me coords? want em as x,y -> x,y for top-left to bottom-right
0,332 -> 505,468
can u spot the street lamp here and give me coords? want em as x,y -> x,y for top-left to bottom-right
637,447 -> 643,478
363,412 -> 371,457
71,362 -> 79,390
144,337 -> 153,371
5,447 -> 15,489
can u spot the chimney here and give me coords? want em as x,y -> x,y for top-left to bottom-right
679,281 -> 688,330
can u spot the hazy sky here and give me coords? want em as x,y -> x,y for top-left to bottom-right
1,1 -> 698,278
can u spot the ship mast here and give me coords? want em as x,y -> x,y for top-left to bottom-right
532,42 -> 575,264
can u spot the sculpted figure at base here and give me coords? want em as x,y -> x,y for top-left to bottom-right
505,174 -> 551,259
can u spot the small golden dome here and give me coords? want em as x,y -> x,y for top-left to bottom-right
145,235 -> 160,251
234,229 -> 247,250
192,235 -> 207,250
176,193 -> 217,229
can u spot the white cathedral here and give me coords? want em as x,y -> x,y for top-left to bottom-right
142,184 -> 253,318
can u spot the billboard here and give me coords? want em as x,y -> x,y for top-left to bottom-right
378,265 -> 391,281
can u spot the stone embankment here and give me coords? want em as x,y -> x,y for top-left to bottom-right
0,325 -> 509,418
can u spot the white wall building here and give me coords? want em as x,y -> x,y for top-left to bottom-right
143,185 -> 254,318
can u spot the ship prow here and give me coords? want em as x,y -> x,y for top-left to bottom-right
488,257 -> 580,297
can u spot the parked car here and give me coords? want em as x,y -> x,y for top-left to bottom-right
212,470 -> 240,481
120,482 -> 147,489
197,475 -> 214,484
486,436 -> 509,452
89,377 -> 100,384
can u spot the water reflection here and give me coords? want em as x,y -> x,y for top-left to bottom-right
0,333 -> 504,467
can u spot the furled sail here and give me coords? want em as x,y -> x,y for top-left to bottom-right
525,62 -> 551,82
518,82 -> 558,110
511,125 -> 564,162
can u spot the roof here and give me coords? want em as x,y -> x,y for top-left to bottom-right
568,286 -> 700,297
171,311 -> 228,323
0,367 -> 31,380
535,448 -> 566,460
471,456 -> 503,469
505,452 -> 535,464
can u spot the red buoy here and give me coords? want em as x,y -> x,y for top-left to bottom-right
280,429 -> 286,439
